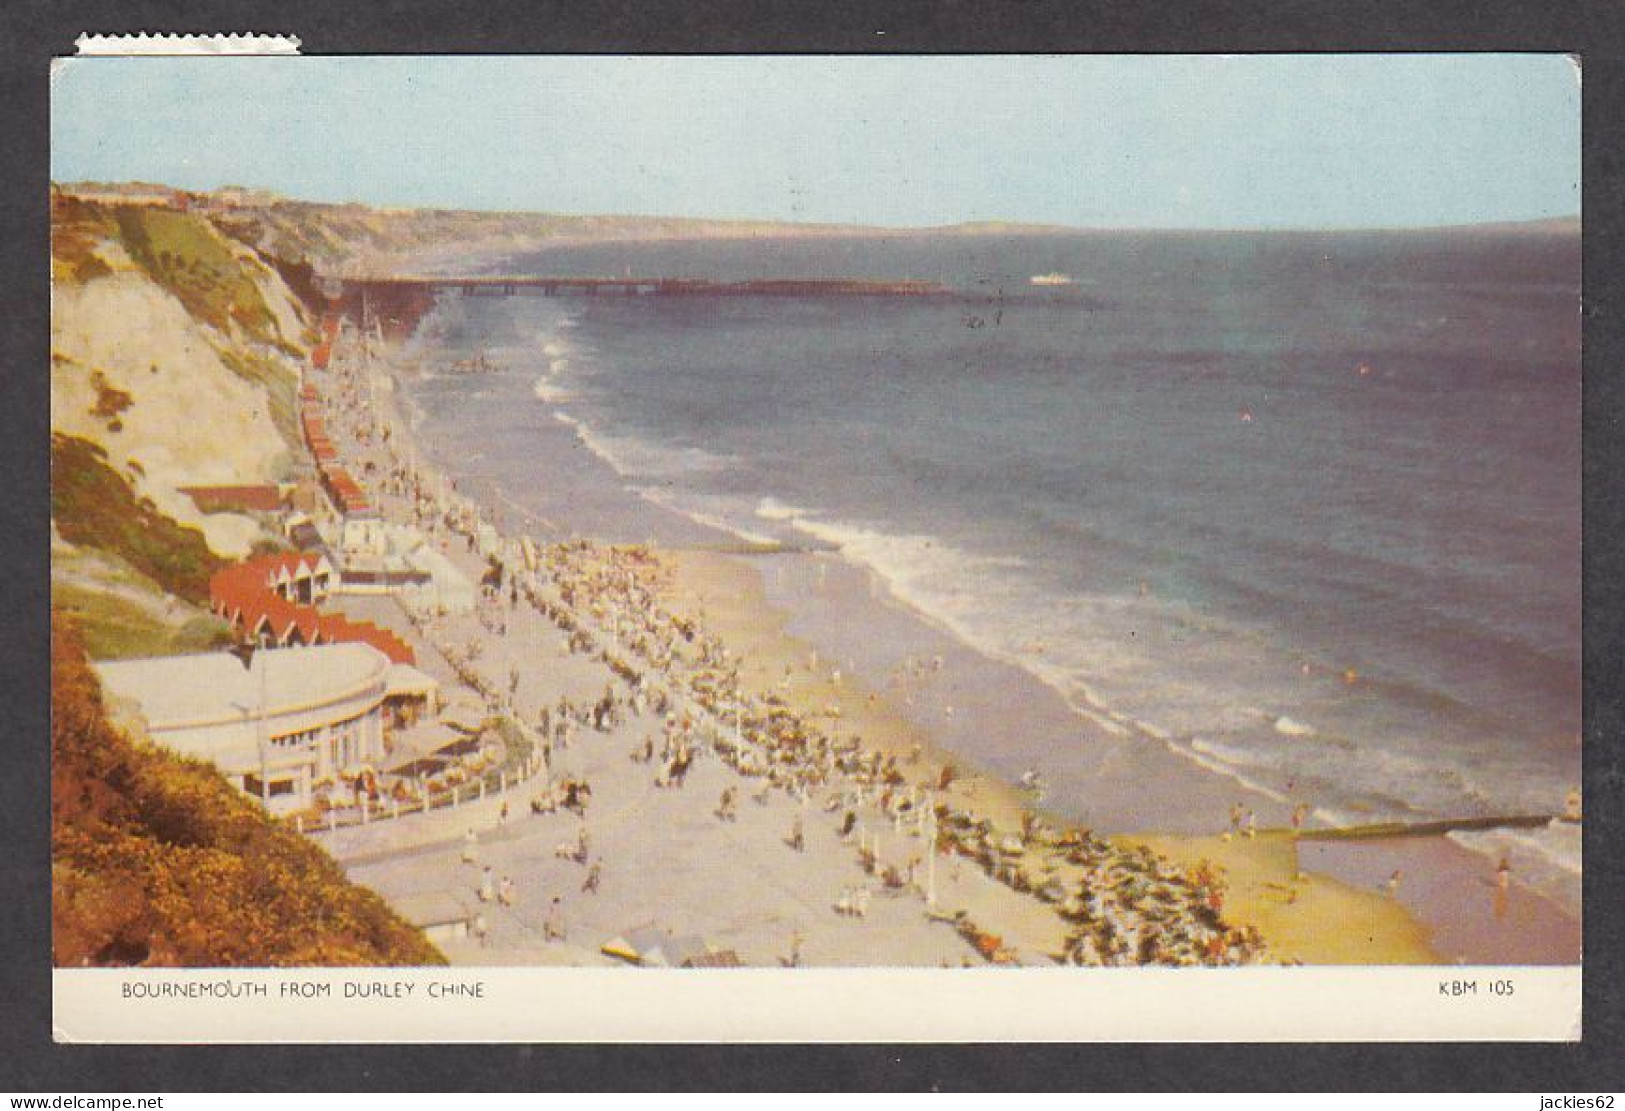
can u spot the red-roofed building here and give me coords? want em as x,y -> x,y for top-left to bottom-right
310,315 -> 342,370
345,623 -> 414,665
180,484 -> 288,514
209,554 -> 415,666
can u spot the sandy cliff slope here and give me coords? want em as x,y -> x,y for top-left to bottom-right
51,204 -> 311,561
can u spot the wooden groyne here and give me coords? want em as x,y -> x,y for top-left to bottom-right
673,540 -> 838,557
1297,814 -> 1571,842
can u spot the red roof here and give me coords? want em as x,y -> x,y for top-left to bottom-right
321,466 -> 372,514
344,621 -> 414,665
209,553 -> 414,665
296,357 -> 380,521
179,485 -> 286,513
310,316 -> 343,369
253,552 -> 326,580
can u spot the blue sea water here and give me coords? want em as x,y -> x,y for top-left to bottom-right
402,229 -> 1582,907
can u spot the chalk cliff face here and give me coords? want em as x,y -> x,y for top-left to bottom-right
51,272 -> 293,557
51,197 -> 314,560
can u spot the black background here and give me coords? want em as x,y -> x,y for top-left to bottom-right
2,0 -> 1621,1091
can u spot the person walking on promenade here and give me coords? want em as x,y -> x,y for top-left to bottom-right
462,827 -> 478,864
583,861 -> 602,894
544,897 -> 567,942
499,875 -> 515,907
479,866 -> 495,903
473,912 -> 488,948
789,814 -> 805,852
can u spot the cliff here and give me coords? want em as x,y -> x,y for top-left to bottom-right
51,194 -> 311,558
50,191 -> 326,662
50,194 -> 454,966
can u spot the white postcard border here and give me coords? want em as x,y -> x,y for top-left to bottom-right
55,965 -> 1580,1043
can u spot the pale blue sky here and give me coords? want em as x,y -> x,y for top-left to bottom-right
50,54 -> 1580,229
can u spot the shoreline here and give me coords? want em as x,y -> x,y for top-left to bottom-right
337,287 -> 1576,966
655,547 -> 1439,964
736,544 -> 1582,965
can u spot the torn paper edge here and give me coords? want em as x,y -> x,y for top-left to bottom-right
74,33 -> 302,56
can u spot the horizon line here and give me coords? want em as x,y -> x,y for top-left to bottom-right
52,179 -> 1582,236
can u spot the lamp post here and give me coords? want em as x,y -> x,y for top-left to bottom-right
230,641 -> 270,805
925,789 -> 938,909
231,700 -> 252,794
259,652 -> 269,802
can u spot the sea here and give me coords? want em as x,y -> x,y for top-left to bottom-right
397,229 -> 1582,914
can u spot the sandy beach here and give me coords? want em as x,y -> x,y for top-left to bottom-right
298,298 -> 1579,968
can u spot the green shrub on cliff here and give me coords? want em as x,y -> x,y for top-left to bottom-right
216,347 -> 301,459
112,206 -> 284,348
50,193 -> 119,285
51,579 -> 232,661
52,612 -> 446,967
50,433 -> 224,606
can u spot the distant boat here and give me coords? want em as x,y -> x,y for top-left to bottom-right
1029,272 -> 1075,286
451,351 -> 495,374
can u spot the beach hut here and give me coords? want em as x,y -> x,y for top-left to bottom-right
385,661 -> 440,726
393,892 -> 475,946
383,721 -> 466,776
682,950 -> 742,969
600,927 -> 715,968
440,701 -> 488,735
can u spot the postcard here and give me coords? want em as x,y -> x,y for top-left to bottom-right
48,52 -> 1581,1042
